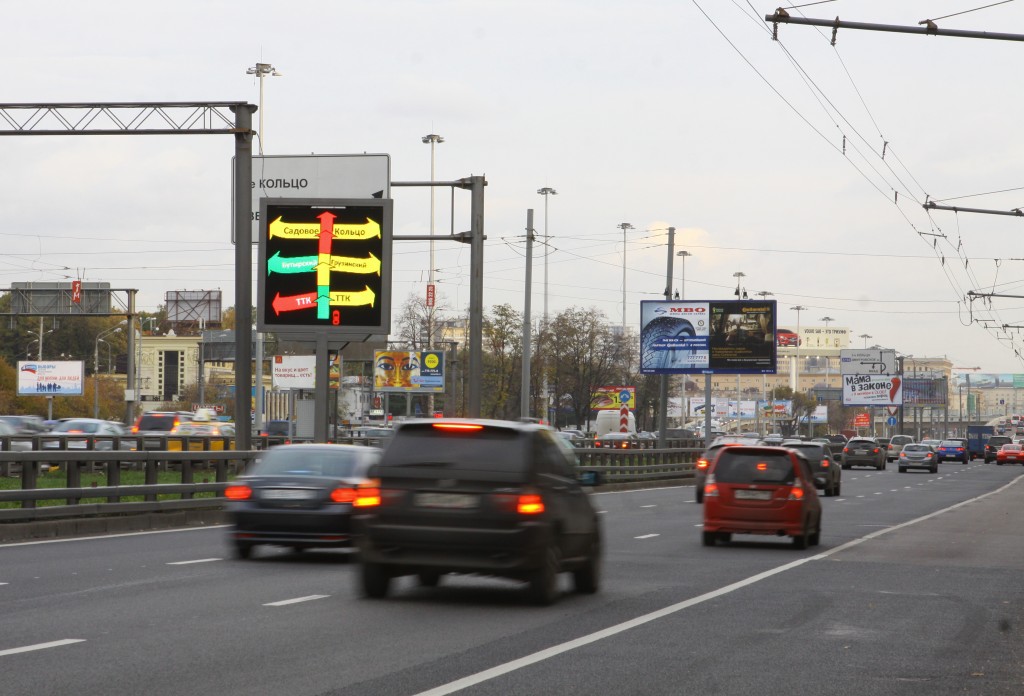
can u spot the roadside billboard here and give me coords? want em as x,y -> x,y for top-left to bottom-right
591,386 -> 635,410
951,373 -> 1019,390
17,360 -> 84,396
903,378 -> 947,406
272,355 -> 316,389
777,326 -> 850,350
640,300 -> 777,375
840,349 -> 897,375
372,350 -> 445,393
842,374 -> 903,406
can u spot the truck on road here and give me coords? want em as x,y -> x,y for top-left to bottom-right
966,425 -> 994,461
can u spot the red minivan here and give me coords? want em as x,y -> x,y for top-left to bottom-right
702,446 -> 822,549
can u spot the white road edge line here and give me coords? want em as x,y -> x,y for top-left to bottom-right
640,505 -> 657,508
166,558 -> 222,566
0,639 -> 85,658
263,595 -> 329,607
634,534 -> 660,540
411,475 -> 1024,696
0,525 -> 231,549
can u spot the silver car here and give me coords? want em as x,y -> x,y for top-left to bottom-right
898,443 -> 938,473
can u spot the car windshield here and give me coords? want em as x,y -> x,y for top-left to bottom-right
712,451 -> 796,485
252,448 -> 372,478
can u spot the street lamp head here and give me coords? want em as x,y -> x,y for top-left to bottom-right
422,133 -> 444,144
676,250 -> 692,258
537,187 -> 558,196
246,62 -> 279,77
617,222 -> 634,231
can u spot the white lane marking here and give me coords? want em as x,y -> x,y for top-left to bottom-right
0,639 -> 85,657
166,558 -> 221,566
263,595 -> 329,607
411,475 -> 1024,696
634,534 -> 660,540
640,505 -> 657,508
890,489 -> 899,492
597,511 -> 607,514
0,582 -> 7,586
834,498 -> 846,502
856,495 -> 865,498
0,525 -> 231,548
874,492 -> 883,495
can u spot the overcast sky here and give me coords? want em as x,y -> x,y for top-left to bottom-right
4,1 -> 1024,372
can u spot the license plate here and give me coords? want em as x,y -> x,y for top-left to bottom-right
734,489 -> 772,501
855,449 -> 867,455
261,488 -> 316,500
414,492 -> 478,509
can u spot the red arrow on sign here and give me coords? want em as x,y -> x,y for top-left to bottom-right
272,291 -> 318,315
318,211 -> 336,255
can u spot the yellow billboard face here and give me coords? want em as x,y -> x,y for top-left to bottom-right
374,350 -> 421,390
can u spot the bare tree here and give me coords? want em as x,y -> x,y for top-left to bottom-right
481,304 -> 523,419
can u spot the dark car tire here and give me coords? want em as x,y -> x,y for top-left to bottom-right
695,487 -> 704,504
702,531 -> 717,547
834,482 -> 841,497
417,571 -> 441,588
792,520 -> 809,550
572,537 -> 601,594
841,464 -> 850,470
898,466 -> 906,473
997,461 -> 1004,466
930,466 -> 938,473
527,543 -> 561,606
808,518 -> 821,547
361,562 -> 391,599
233,542 -> 254,560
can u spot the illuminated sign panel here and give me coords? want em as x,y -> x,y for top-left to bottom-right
17,361 -> 84,396
373,350 -> 445,393
257,198 -> 392,334
639,300 -> 777,375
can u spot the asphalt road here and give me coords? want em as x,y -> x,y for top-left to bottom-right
2,462 -> 1023,695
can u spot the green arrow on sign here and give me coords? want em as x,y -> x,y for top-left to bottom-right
268,251 -> 317,274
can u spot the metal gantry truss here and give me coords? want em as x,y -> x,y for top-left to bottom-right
0,102 -> 245,136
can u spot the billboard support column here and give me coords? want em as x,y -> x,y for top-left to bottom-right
704,374 -> 712,448
314,333 -> 329,442
657,226 -> 675,448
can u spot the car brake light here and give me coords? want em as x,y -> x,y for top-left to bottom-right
594,440 -> 602,448
696,458 -> 709,471
620,441 -> 628,449
353,485 -> 381,507
330,487 -> 357,503
872,448 -> 880,453
131,425 -> 139,433
756,462 -> 768,471
821,459 -> 830,468
842,447 -> 849,453
432,423 -> 484,432
517,494 -> 545,514
788,485 -> 805,500
225,485 -> 252,501
704,474 -> 719,498
925,453 -> 933,459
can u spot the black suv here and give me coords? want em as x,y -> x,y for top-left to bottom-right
354,419 -> 602,605
984,435 -> 1014,463
785,441 -> 842,497
130,411 -> 194,449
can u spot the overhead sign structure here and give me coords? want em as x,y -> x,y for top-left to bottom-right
233,154 -> 391,243
590,386 -> 635,410
840,348 -> 896,375
843,374 -> 903,406
17,361 -> 84,396
272,355 -> 316,390
257,198 -> 393,335
373,350 -> 445,393
639,300 -> 777,375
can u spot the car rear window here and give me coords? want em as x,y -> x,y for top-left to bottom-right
903,444 -> 930,452
712,451 -> 795,485
382,424 -> 524,473
252,448 -> 372,478
53,421 -> 101,434
137,414 -> 180,431
939,441 -> 963,447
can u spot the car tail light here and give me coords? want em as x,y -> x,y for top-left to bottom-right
888,444 -> 894,450
225,485 -> 252,501
788,484 -> 805,501
620,441 -> 629,449
872,448 -> 880,453
842,447 -> 849,453
821,459 -> 830,468
330,487 -> 357,503
925,453 -> 933,459
594,440 -> 603,448
353,484 -> 381,507
432,423 -> 484,432
696,458 -> 709,471
517,494 -> 545,515
704,474 -> 719,498
131,425 -> 139,433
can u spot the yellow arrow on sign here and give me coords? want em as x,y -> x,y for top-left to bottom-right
329,252 -> 381,275
268,217 -> 382,240
329,286 -> 376,308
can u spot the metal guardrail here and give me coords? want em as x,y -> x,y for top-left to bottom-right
0,441 -> 704,523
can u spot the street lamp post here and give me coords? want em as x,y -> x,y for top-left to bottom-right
618,222 -> 634,333
820,316 -> 835,388
733,272 -> 747,299
791,305 -> 808,433
538,187 -> 557,424
859,333 -> 872,349
94,324 -> 123,418
26,318 -> 54,360
246,62 -> 281,155
246,60 -> 280,432
676,250 -> 692,300
422,133 -> 444,417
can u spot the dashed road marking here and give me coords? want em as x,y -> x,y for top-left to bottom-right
166,558 -> 222,566
640,505 -> 657,509
635,534 -> 660,540
0,639 -> 85,658
263,595 -> 329,607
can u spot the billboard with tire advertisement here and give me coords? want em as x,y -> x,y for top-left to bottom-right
640,300 -> 777,374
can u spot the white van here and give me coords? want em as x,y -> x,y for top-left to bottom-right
594,410 -> 636,437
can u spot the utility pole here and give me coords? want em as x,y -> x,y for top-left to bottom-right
765,10 -> 1024,44
521,209 -> 535,419
658,227 -> 675,448
617,222 -> 634,333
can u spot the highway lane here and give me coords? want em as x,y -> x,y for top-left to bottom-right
1,463 -> 1021,695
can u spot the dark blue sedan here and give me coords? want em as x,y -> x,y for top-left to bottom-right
936,440 -> 969,464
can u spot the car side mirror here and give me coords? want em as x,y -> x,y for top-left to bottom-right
578,469 -> 602,486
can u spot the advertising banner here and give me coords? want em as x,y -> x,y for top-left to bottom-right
798,404 -> 829,424
777,326 -> 850,350
640,300 -> 777,375
373,350 -> 445,393
17,361 -> 84,396
854,412 -> 871,428
272,355 -> 316,389
843,374 -> 903,406
687,397 -> 731,417
591,386 -> 635,410
951,373 -> 1017,390
757,400 -> 793,418
903,378 -> 948,406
